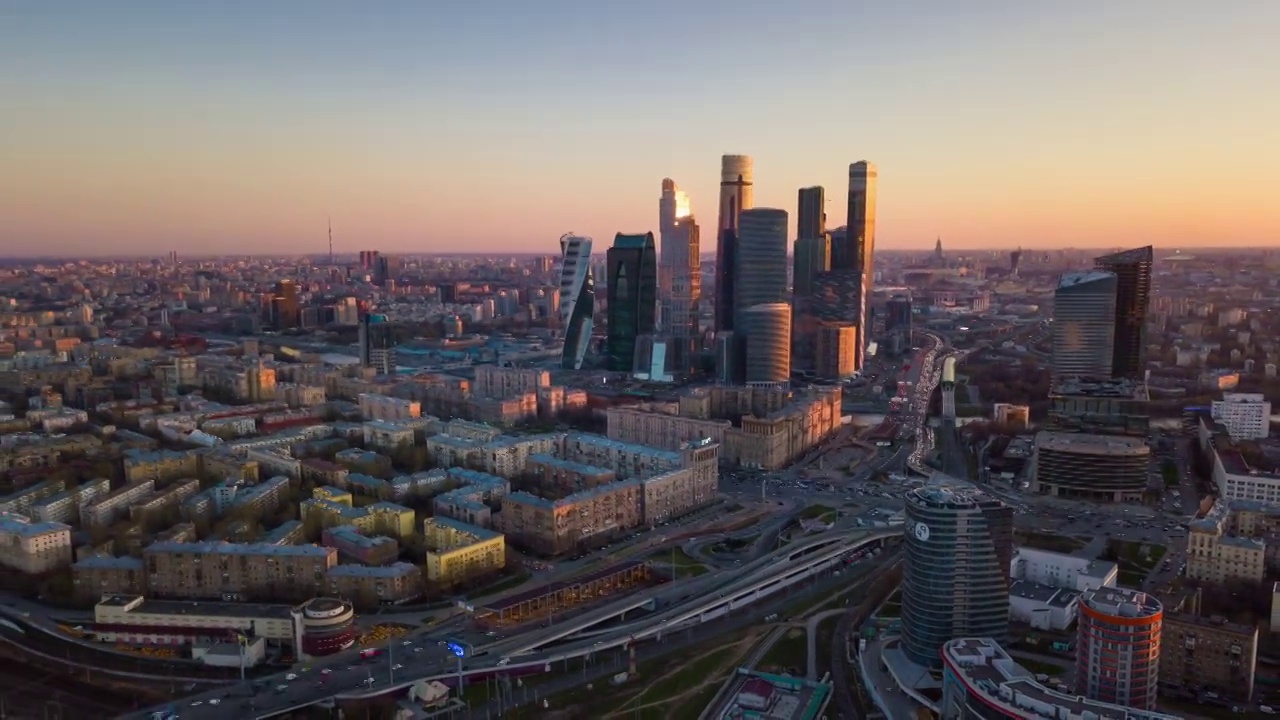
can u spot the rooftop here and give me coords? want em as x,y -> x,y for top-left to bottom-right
907,484 -> 1003,510
1057,270 -> 1115,289
327,561 -> 418,578
1081,587 -> 1162,619
1051,375 -> 1149,401
1034,430 -> 1150,455
145,540 -> 334,558
943,638 -> 1177,720
424,515 -> 501,542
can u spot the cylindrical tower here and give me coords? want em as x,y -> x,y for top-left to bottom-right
901,485 -> 1014,668
298,597 -> 356,657
1076,587 -> 1162,709
742,304 -> 791,385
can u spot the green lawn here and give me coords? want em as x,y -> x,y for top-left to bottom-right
800,504 -> 836,519
758,628 -> 809,674
1105,539 -> 1167,588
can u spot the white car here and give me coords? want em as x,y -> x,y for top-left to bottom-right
393,663 -> 404,670
208,699 -> 221,706
320,669 -> 332,675
285,673 -> 298,681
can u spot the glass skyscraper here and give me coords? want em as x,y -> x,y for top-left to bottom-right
558,234 -> 595,370
605,232 -> 658,372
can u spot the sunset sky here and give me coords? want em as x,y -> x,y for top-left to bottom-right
2,0 -> 1278,257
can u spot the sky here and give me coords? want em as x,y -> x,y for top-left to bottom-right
2,0 -> 1279,257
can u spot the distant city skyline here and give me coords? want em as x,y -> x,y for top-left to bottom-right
3,1 -> 1279,256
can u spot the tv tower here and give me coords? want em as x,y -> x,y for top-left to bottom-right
328,216 -> 334,266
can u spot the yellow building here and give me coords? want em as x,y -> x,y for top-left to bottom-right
364,502 -> 415,539
422,517 -> 505,584
312,485 -> 353,506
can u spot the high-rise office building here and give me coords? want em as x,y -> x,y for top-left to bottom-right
1076,587 -> 1163,710
792,236 -> 831,299
358,313 -> 396,376
734,208 -> 789,318
741,303 -> 791,385
1094,245 -> 1153,379
605,233 -> 658,372
658,179 -> 702,372
714,155 -> 753,334
901,485 -> 1013,668
796,186 -> 826,242
815,322 -> 856,380
1052,271 -> 1117,380
558,234 -> 595,370
270,280 -> 301,330
841,161 -> 877,371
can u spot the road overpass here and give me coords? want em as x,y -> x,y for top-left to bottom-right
129,528 -> 899,720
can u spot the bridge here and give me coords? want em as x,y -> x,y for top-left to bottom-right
128,528 -> 899,720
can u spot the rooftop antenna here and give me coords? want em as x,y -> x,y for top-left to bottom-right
328,216 -> 334,266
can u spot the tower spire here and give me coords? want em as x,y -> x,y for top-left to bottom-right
328,216 -> 334,266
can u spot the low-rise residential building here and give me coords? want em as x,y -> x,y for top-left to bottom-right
1187,498 -> 1269,584
29,477 -> 111,524
321,526 -> 400,566
0,477 -> 68,516
0,511 -> 73,573
358,393 -> 420,422
72,555 -> 148,600
327,562 -> 422,605
123,448 -> 200,484
82,478 -> 156,529
129,477 -> 201,523
1159,612 -> 1257,703
144,541 -> 338,602
422,517 -> 505,584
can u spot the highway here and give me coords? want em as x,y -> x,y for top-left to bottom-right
128,527 -> 899,719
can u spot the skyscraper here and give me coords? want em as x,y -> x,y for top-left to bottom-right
741,304 -> 791,385
1094,245 -> 1153,379
792,236 -> 831,299
796,186 -> 826,242
1052,271 -> 1117,380
841,161 -> 878,371
733,208 -> 789,319
658,179 -> 702,372
605,233 -> 658,372
358,313 -> 396,376
901,484 -> 1013,669
714,155 -> 753,334
558,234 -> 595,370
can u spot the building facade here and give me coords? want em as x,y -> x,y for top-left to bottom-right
1075,587 -> 1162,710
1052,271 -> 1117,380
1029,431 -> 1150,502
558,234 -> 595,370
1094,245 -> 1153,379
901,485 -> 1014,668
605,233 -> 658,372
714,155 -> 753,334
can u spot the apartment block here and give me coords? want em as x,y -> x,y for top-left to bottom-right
363,420 -> 414,452
1187,499 -> 1269,584
472,366 -> 550,399
144,541 -> 337,601
29,477 -> 111,524
128,477 -> 201,523
82,478 -> 156,529
433,469 -> 509,528
357,393 -> 421,422
388,469 -> 450,502
123,449 -> 200,484
0,477 -> 68,516
72,555 -> 148,601
326,562 -> 422,605
321,526 -> 400,566
498,480 -> 644,556
277,382 -> 327,408
0,512 -> 73,574
422,516 -> 505,584
1159,613 -> 1257,703
1211,392 -> 1271,441
262,520 -> 305,545
526,454 -> 617,494
300,458 -> 349,487
363,502 -> 415,539
226,475 -> 291,520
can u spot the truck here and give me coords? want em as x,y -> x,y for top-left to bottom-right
360,648 -> 382,660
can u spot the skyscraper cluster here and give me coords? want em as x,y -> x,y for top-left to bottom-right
557,153 -> 879,383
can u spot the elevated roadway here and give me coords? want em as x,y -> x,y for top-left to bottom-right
129,528 -> 899,720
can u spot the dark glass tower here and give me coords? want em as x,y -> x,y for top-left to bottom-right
796,186 -> 826,242
901,485 -> 1013,668
714,155 -> 753,334
606,233 -> 658,372
1094,245 -> 1153,379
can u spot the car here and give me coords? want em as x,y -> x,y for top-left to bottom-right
497,658 -> 509,666
393,663 -> 404,670
402,640 -> 413,646
209,699 -> 220,706
285,673 -> 300,681
320,668 -> 331,675
191,700 -> 204,706
414,647 -> 424,653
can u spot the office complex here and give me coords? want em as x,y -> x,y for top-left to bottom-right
734,208 -> 790,316
741,303 -> 791,385
814,322 -> 856,381
1094,245 -> 1153,379
941,638 -> 1179,720
606,385 -> 841,471
714,155 -> 753,334
1028,431 -> 1150,502
841,161 -> 877,371
796,186 -> 826,242
558,234 -> 595,370
792,236 -> 831,299
358,313 -> 395,376
1211,392 -> 1272,440
657,178 -> 702,372
1076,587 -> 1162,710
1052,271 -> 1117,380
605,233 -> 658,372
900,485 -> 1013,668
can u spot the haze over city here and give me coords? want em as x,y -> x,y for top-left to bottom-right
3,0 -> 1278,257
